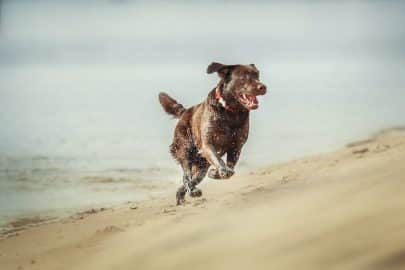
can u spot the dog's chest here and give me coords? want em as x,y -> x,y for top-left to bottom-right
208,112 -> 249,151
218,110 -> 248,129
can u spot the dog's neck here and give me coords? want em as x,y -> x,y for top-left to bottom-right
215,87 -> 238,113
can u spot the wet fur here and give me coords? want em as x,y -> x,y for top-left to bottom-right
159,62 -> 267,205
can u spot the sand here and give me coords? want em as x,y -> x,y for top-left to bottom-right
1,127 -> 405,270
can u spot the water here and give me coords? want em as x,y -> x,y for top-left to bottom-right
1,0 -> 405,225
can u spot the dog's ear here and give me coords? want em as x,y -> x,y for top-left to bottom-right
207,62 -> 236,78
207,62 -> 225,74
249,64 -> 260,73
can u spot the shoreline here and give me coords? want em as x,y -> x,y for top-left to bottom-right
1,126 -> 404,239
2,126 -> 404,235
0,192 -> 173,240
1,126 -> 405,270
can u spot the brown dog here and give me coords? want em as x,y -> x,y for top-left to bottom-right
159,62 -> 267,205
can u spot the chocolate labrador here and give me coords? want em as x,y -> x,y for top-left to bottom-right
159,62 -> 267,205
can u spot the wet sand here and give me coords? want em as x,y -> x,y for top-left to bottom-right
0,127 -> 404,270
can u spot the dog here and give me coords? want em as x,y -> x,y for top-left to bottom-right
159,62 -> 267,205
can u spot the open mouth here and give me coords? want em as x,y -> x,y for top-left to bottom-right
238,93 -> 259,110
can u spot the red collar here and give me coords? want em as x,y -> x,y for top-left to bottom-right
215,88 -> 238,113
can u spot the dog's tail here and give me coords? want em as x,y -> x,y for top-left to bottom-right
158,92 -> 186,118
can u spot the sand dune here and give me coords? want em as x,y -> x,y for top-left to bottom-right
1,128 -> 405,270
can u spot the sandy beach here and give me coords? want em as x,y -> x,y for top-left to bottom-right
0,127 -> 404,270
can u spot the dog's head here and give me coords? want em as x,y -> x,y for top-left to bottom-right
207,62 -> 267,110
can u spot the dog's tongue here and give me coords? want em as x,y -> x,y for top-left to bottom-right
248,95 -> 257,103
239,94 -> 259,110
248,95 -> 258,106
246,95 -> 258,110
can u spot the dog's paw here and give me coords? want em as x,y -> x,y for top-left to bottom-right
209,167 -> 234,179
208,168 -> 221,179
219,166 -> 234,179
190,188 -> 202,197
176,197 -> 186,206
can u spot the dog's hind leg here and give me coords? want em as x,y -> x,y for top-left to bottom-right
176,152 -> 208,203
176,160 -> 193,205
175,145 -> 196,205
189,159 -> 209,197
176,185 -> 187,205
170,123 -> 195,205
176,172 -> 192,205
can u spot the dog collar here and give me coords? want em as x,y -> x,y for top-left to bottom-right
215,88 -> 238,113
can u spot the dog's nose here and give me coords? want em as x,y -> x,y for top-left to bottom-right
257,84 -> 267,95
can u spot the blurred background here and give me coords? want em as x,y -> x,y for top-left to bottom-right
1,0 -> 405,224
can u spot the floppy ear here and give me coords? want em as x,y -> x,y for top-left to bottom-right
207,62 -> 235,78
250,64 -> 258,70
207,62 -> 226,74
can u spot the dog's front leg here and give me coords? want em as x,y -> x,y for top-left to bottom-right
201,144 -> 233,179
208,147 -> 241,179
226,148 -> 242,170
